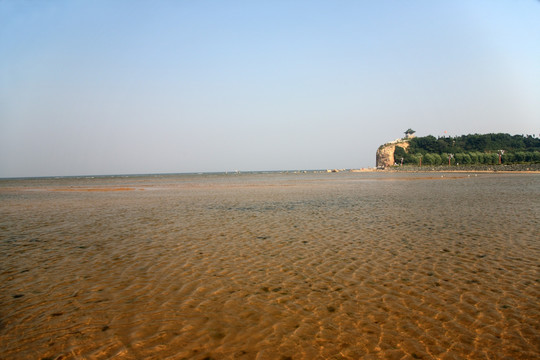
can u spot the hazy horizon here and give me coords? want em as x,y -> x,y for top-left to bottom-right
1,131 -> 539,179
1,1 -> 539,178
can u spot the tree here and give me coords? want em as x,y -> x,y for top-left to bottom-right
475,152 -> 485,164
394,133 -> 540,165
424,153 -> 435,165
469,152 -> 478,164
412,135 -> 438,153
485,153 -> 499,164
394,146 -> 407,159
514,152 -> 526,162
502,153 -> 515,164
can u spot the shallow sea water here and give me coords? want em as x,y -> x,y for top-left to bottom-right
1,172 -> 539,359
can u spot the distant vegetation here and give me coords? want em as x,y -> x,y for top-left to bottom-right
395,133 -> 540,166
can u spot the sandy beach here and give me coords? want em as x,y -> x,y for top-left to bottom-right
1,172 -> 538,359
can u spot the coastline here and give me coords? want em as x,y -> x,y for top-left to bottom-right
367,163 -> 540,174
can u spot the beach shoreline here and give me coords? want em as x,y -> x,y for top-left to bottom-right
352,163 -> 540,174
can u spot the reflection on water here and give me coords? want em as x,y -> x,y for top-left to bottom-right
1,172 -> 539,359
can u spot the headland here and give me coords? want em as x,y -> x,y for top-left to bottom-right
375,131 -> 540,173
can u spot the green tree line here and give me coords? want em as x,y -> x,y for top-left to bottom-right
394,133 -> 540,165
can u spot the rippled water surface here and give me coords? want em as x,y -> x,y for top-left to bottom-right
1,172 -> 539,359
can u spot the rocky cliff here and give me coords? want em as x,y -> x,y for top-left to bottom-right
376,140 -> 410,168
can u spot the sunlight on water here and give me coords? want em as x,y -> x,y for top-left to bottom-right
1,172 -> 539,359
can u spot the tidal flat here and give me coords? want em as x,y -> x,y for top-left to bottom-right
1,172 -> 538,359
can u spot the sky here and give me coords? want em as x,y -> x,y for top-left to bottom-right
1,1 -> 539,177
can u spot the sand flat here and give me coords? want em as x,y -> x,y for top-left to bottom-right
1,172 -> 538,359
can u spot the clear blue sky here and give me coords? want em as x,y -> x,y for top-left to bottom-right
1,1 -> 539,177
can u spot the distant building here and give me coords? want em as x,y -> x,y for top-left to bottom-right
405,133 -> 416,139
404,128 -> 416,139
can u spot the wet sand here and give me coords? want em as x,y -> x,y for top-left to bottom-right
1,172 -> 539,359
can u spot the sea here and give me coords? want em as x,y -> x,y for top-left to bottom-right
1,171 -> 538,359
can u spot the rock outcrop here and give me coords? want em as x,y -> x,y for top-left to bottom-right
376,140 -> 410,168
